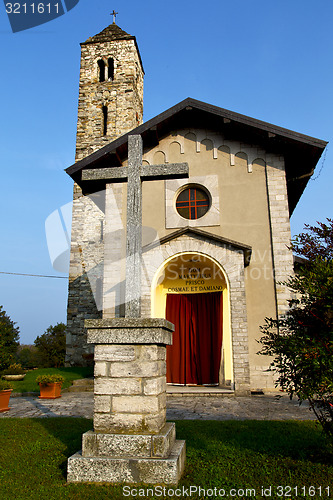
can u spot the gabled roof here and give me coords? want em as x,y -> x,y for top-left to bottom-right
66,97 -> 328,214
143,227 -> 252,267
82,23 -> 135,44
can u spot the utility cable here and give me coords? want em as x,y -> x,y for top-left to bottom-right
0,271 -> 68,279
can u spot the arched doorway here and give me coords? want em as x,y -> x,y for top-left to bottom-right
152,252 -> 232,386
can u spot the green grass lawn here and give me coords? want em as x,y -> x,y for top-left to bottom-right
8,367 -> 93,393
0,419 -> 331,499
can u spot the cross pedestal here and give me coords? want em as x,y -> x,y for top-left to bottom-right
67,135 -> 188,484
67,319 -> 186,484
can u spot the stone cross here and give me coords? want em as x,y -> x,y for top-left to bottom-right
110,10 -> 118,23
82,135 -> 189,318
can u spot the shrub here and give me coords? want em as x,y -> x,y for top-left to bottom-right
0,306 -> 20,371
2,363 -> 26,375
16,346 -> 39,369
35,374 -> 65,386
0,379 -> 13,391
258,219 -> 333,441
34,323 -> 66,368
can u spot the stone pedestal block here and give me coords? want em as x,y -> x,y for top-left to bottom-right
67,440 -> 186,484
82,423 -> 176,458
67,318 -> 186,485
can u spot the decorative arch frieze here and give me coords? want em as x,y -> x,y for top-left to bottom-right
141,129 -> 266,173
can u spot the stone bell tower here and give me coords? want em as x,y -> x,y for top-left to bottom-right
76,22 -> 144,161
66,22 -> 144,366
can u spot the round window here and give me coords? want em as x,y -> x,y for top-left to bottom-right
175,186 -> 210,220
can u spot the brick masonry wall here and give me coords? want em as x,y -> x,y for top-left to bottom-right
66,34 -> 144,366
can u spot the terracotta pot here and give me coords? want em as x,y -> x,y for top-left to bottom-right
0,389 -> 12,412
38,382 -> 62,399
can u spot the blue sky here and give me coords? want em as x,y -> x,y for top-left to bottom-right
0,0 -> 332,345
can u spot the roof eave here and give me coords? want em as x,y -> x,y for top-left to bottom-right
66,98 -> 328,214
66,97 -> 327,176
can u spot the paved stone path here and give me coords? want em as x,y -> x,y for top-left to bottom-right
0,392 -> 315,420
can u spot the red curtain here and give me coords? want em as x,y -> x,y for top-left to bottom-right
166,292 -> 223,385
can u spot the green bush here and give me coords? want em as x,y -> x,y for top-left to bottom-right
0,306 -> 20,371
0,379 -> 13,390
35,374 -> 65,386
2,363 -> 25,375
16,346 -> 39,368
34,323 -> 66,368
259,219 -> 333,441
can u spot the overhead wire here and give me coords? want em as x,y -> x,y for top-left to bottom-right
0,271 -> 68,279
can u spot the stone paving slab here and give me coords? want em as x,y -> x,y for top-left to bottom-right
0,393 -> 316,421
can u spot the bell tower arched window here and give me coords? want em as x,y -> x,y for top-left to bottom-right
98,59 -> 105,82
108,58 -> 114,80
102,106 -> 108,136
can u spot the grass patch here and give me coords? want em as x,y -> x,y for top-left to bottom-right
8,367 -> 93,393
0,419 -> 331,499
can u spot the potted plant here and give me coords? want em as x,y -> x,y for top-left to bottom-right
2,363 -> 26,381
36,374 -> 65,399
0,379 -> 13,412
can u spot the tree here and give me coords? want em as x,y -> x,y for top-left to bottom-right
0,306 -> 20,371
16,345 -> 39,368
34,323 -> 66,368
258,219 -> 333,440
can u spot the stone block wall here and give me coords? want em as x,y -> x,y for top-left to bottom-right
66,183 -> 104,366
265,155 -> 294,318
76,38 -> 143,161
248,155 -> 294,390
66,32 -> 143,366
93,343 -> 167,434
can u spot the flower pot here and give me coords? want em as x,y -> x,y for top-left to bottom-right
38,382 -> 62,399
3,374 -> 26,381
0,389 -> 12,412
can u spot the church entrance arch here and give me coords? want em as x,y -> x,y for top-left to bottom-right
152,252 -> 233,386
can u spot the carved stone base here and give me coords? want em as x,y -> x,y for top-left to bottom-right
67,318 -> 186,485
67,439 -> 186,484
82,423 -> 176,458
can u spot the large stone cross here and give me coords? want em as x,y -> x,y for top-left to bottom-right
82,135 -> 189,317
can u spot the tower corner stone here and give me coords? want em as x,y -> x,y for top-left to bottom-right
66,24 -> 144,366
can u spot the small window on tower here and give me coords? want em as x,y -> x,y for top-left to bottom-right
98,59 -> 105,82
102,106 -> 108,136
108,58 -> 114,80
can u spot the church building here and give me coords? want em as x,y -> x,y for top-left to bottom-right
65,22 -> 327,395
